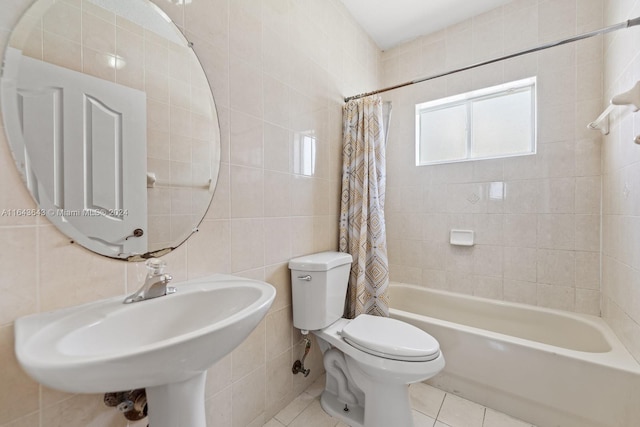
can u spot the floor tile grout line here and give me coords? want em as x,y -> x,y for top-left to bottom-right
282,394 -> 319,427
274,391 -> 316,426
434,392 -> 447,422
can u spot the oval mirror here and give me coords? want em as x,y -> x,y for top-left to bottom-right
1,0 -> 221,261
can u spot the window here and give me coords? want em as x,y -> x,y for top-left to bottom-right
416,77 -> 536,166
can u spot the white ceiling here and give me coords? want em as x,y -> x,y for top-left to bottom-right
340,0 -> 513,50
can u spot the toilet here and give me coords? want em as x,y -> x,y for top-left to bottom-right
289,251 -> 445,427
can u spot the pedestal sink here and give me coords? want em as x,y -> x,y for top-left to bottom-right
14,274 -> 276,427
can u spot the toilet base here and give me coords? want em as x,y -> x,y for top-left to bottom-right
320,382 -> 415,427
314,322 -> 442,427
320,390 -> 364,427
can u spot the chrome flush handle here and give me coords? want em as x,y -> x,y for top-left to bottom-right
297,275 -> 312,281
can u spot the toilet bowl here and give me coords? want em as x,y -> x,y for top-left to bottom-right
289,252 -> 445,427
314,316 -> 444,427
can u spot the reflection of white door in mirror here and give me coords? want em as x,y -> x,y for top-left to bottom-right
1,0 -> 221,260
3,47 -> 147,257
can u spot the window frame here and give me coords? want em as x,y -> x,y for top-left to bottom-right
415,76 -> 537,166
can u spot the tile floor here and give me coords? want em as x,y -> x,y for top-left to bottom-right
264,376 -> 535,427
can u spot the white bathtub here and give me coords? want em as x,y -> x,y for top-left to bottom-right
389,283 -> 640,427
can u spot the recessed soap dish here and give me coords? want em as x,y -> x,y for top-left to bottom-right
450,229 -> 474,246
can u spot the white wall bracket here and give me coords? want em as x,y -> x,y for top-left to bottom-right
588,81 -> 640,137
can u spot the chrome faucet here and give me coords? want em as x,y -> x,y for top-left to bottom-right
123,258 -> 176,304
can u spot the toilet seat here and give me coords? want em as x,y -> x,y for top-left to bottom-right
340,314 -> 440,362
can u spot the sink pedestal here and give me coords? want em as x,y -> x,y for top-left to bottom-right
146,372 -> 207,427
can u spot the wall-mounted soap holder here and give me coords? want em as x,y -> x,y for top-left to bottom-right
450,229 -> 474,246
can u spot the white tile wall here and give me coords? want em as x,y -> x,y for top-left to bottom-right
602,0 -> 640,363
382,0 -> 604,315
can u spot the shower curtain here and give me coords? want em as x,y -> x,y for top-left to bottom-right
339,95 -> 390,318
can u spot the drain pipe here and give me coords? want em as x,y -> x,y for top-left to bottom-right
104,389 -> 148,421
292,332 -> 311,377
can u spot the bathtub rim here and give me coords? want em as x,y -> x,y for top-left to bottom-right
389,282 -> 640,374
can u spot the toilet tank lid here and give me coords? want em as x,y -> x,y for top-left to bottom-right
289,251 -> 353,271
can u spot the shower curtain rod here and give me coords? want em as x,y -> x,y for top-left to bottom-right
344,16 -> 640,103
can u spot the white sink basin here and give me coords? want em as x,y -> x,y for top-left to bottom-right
14,274 -> 276,426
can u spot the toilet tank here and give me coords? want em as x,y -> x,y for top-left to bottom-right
289,251 -> 353,331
